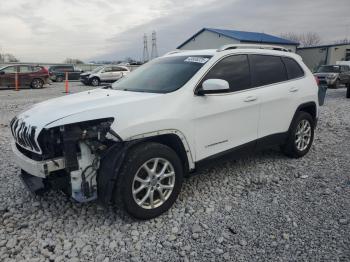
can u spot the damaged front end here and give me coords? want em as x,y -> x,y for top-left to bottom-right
16,117 -> 123,203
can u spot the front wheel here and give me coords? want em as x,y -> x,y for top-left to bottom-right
114,142 -> 183,219
332,79 -> 340,89
31,78 -> 44,89
90,77 -> 100,86
346,86 -> 350,98
281,112 -> 315,158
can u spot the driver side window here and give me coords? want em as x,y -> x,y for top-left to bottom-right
103,67 -> 112,72
2,66 -> 17,74
200,54 -> 251,93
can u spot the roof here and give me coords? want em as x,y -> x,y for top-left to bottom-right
177,28 -> 299,49
297,43 -> 350,50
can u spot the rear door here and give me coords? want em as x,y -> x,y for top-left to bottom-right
18,65 -> 33,87
111,67 -> 123,81
252,55 -> 304,141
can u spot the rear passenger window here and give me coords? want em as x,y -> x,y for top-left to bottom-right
282,57 -> 304,79
201,54 -> 251,92
249,55 -> 288,87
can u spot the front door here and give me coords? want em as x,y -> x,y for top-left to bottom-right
193,54 -> 260,161
0,66 -> 17,88
99,66 -> 113,81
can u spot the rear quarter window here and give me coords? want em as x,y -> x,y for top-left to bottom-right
249,55 -> 288,87
282,57 -> 304,79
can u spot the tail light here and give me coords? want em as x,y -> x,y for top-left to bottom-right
41,67 -> 49,75
314,76 -> 319,86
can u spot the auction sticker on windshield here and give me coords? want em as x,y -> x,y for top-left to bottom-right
184,57 -> 210,64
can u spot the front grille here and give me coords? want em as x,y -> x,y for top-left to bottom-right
10,117 -> 40,152
16,143 -> 44,161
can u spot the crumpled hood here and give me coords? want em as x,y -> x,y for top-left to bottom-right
16,88 -> 160,129
80,72 -> 91,77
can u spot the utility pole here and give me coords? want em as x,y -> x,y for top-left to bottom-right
151,31 -> 158,60
142,33 -> 149,63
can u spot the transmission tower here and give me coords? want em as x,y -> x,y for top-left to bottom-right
143,33 -> 149,63
151,31 -> 158,60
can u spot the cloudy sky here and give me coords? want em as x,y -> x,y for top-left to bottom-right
0,0 -> 349,62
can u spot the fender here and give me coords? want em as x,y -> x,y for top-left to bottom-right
126,129 -> 195,170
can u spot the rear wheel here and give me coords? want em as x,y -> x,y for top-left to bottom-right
31,78 -> 44,89
90,77 -> 100,86
114,142 -> 183,219
281,112 -> 314,158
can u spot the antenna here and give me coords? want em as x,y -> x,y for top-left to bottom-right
143,33 -> 149,63
151,30 -> 158,60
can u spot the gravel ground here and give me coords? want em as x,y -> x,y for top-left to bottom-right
0,83 -> 349,262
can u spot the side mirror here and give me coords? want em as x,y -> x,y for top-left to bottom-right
0,71 -> 4,75
196,79 -> 230,95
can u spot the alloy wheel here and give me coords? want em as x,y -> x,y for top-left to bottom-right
32,79 -> 43,88
295,119 -> 311,151
132,158 -> 175,209
91,78 -> 99,86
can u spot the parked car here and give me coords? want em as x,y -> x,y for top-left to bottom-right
0,64 -> 49,89
80,65 -> 130,86
48,65 -> 83,82
314,65 -> 350,88
10,44 -> 319,219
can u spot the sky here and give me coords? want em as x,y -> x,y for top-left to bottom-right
0,0 -> 349,62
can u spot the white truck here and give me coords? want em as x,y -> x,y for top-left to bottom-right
11,44 -> 319,219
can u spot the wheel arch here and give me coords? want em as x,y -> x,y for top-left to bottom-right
97,130 -> 194,205
289,101 -> 318,131
126,130 -> 195,174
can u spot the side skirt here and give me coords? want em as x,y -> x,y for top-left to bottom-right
193,132 -> 288,174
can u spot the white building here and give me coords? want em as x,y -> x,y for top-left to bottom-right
297,43 -> 350,71
177,28 -> 299,52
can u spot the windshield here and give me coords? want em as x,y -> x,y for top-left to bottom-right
317,65 -> 340,73
91,66 -> 104,73
112,55 -> 212,93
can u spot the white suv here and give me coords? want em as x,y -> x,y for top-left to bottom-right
10,44 -> 319,219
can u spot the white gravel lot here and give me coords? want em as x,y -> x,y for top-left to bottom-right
0,82 -> 349,262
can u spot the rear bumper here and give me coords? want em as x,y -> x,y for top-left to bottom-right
11,141 -> 65,178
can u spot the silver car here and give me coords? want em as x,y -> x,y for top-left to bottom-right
80,65 -> 130,86
314,65 -> 350,88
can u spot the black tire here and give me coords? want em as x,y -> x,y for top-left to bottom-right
90,77 -> 100,87
281,111 -> 315,158
332,79 -> 340,89
346,86 -> 350,98
114,142 -> 183,219
31,78 -> 44,89
56,76 -> 64,82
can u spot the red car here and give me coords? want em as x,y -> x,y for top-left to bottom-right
0,64 -> 49,89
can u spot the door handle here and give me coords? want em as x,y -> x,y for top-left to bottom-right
244,96 -> 257,102
289,87 -> 299,92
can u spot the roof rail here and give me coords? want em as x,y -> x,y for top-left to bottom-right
217,44 -> 290,52
164,50 -> 185,56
